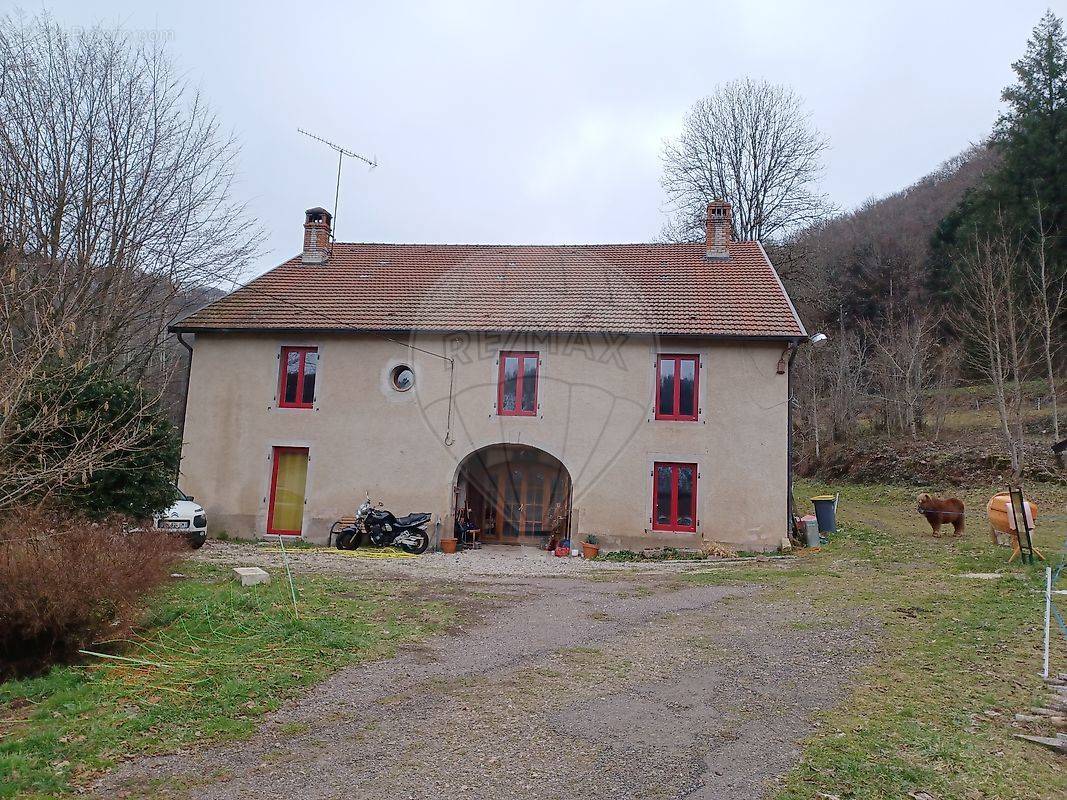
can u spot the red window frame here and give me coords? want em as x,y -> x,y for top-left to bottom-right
655,354 -> 699,421
266,446 -> 309,536
497,351 -> 539,417
278,346 -> 318,409
651,462 -> 698,533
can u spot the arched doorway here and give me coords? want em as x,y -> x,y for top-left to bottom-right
454,445 -> 572,546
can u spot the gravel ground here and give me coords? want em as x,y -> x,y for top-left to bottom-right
95,548 -> 875,800
191,540 -> 794,580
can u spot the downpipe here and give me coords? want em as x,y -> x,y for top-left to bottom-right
785,340 -> 801,538
782,332 -> 829,539
175,332 -> 194,485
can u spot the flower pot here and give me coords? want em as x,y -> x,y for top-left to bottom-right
440,538 -> 458,554
582,543 -> 600,559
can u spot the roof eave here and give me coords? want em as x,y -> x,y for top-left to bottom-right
168,323 -> 802,341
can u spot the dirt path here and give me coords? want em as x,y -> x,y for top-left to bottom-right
96,572 -> 874,800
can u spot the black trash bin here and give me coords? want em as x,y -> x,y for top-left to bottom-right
810,495 -> 837,533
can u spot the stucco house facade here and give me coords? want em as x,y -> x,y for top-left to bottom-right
172,201 -> 807,552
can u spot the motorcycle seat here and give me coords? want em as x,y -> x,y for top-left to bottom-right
395,512 -> 431,527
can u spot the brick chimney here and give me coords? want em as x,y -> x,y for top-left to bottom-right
302,207 -> 332,264
705,200 -> 732,259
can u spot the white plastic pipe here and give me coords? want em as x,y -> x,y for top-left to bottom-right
1044,567 -> 1052,680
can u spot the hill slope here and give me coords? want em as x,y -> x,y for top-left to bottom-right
782,144 -> 999,324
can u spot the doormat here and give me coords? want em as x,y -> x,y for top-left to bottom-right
258,546 -> 417,559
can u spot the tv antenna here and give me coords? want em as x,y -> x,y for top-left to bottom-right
297,128 -> 377,240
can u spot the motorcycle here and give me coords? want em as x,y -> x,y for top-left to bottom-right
333,496 -> 431,555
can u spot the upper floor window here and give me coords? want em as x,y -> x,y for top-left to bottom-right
278,346 -> 318,408
498,351 -> 538,416
655,354 -> 699,421
652,462 -> 697,532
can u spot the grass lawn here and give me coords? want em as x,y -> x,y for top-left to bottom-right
0,564 -> 452,799
688,480 -> 1067,800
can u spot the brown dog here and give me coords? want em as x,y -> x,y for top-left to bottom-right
917,493 -> 965,536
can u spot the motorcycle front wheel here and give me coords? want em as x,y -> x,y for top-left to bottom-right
399,530 -> 429,555
336,528 -> 363,550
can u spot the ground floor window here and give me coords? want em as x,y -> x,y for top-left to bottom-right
268,446 -> 309,535
652,462 -> 697,532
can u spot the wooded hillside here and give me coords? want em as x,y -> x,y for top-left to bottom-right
781,11 -> 1067,486
781,145 -> 999,325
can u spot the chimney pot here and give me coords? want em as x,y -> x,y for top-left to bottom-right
705,200 -> 732,259
302,206 -> 332,264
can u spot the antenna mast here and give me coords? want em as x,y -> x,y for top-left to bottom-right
297,128 -> 377,240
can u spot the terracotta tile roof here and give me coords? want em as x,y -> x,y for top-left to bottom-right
172,241 -> 805,339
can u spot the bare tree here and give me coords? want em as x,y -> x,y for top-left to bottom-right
0,260 -> 170,511
660,78 -> 831,243
929,344 -> 961,442
791,325 -> 867,462
952,220 -> 1031,476
0,14 -> 259,508
1031,196 -> 1065,441
862,309 -> 944,440
825,324 -> 869,443
0,13 -> 260,380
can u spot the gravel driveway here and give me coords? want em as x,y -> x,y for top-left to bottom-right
96,551 -> 873,800
190,540 -> 795,579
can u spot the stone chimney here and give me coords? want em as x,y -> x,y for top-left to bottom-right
302,207 -> 332,264
705,200 -> 732,259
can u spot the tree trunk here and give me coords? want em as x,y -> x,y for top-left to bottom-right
812,380 -> 821,459
1005,286 -> 1027,479
1033,204 -> 1062,442
1044,344 -> 1060,442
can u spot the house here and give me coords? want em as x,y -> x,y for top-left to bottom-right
171,200 -> 807,552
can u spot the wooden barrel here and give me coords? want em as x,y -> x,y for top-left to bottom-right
986,492 -> 1039,533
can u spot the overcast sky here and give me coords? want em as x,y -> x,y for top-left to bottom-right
24,0 -> 1067,277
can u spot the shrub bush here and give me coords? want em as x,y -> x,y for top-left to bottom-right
594,544 -> 738,562
1,365 -> 182,517
0,510 -> 184,679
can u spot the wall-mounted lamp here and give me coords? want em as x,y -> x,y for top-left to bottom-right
777,332 -> 829,374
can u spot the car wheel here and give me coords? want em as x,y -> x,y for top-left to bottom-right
187,533 -> 207,549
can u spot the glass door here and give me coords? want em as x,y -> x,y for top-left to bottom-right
268,447 -> 309,535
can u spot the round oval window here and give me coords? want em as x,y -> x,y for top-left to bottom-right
390,365 -> 414,392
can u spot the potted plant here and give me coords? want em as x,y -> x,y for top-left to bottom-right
581,534 -> 600,559
440,537 -> 459,554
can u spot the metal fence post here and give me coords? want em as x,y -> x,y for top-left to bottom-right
1044,566 -> 1052,680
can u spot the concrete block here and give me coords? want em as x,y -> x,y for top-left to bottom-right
233,566 -> 270,586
